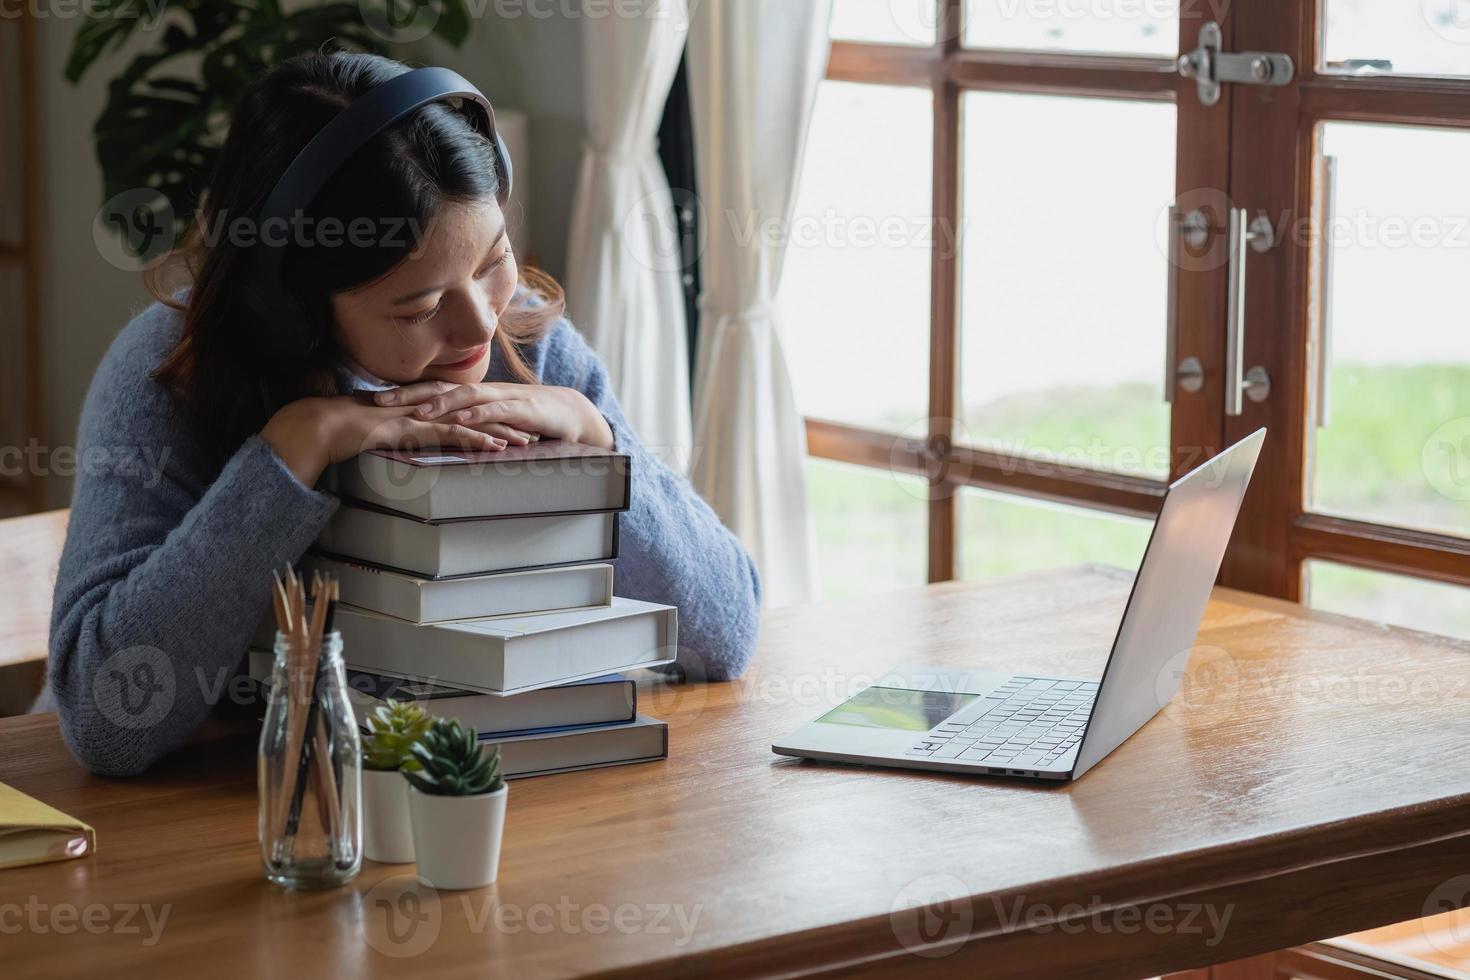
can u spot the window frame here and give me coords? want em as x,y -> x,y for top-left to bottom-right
1219,0 -> 1470,598
809,0 -> 1470,598
812,1 -> 1192,583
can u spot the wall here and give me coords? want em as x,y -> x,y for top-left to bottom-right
33,13 -> 154,509
29,8 -> 586,509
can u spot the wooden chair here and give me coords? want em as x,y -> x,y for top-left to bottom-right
0,509 -> 68,715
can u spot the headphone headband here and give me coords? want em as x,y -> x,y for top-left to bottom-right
243,66 -> 513,357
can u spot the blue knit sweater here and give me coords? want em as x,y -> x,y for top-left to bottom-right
43,298 -> 761,777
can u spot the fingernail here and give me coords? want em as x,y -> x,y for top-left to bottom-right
415,403 -> 433,418
454,410 -> 470,423
376,391 -> 396,405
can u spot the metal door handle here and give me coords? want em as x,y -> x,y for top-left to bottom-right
1315,155 -> 1337,427
1224,208 -> 1275,416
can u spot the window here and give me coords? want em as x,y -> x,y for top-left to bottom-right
963,0 -> 1179,56
959,91 -> 1176,481
793,0 -> 1470,617
795,0 -> 1193,598
1306,561 -> 1470,643
1321,0 -> 1470,77
808,458 -> 928,599
959,489 -> 1151,581
1309,122 -> 1470,540
830,0 -> 937,46
784,81 -> 933,435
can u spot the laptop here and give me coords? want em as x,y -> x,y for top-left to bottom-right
772,428 -> 1266,782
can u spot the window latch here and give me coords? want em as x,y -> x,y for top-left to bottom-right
1178,22 -> 1295,107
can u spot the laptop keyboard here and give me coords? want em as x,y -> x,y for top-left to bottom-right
904,676 -> 1099,770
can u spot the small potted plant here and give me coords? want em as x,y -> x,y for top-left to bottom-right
405,718 -> 508,890
361,700 -> 430,863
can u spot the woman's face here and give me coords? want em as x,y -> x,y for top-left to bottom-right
330,199 -> 518,386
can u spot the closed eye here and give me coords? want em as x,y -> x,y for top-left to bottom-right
397,300 -> 442,325
478,248 -> 513,278
395,247 -> 510,323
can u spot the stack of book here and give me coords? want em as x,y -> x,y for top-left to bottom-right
251,441 -> 674,779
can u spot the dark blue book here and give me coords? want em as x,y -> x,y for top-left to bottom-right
345,670 -> 638,737
247,652 -> 636,737
487,716 -> 668,780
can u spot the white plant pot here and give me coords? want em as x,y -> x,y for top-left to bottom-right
362,768 -> 415,864
407,783 -> 508,890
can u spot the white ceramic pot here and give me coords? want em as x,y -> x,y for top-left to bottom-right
362,768 -> 415,864
407,783 -> 508,890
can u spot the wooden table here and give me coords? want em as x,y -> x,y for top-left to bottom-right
5,566 -> 1470,978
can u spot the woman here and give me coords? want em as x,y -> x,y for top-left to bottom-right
45,52 -> 761,777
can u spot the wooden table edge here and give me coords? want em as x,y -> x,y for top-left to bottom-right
583,795 -> 1470,980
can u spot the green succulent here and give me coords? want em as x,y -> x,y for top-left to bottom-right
404,718 -> 504,797
362,700 -> 431,772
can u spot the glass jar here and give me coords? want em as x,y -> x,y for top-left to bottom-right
258,630 -> 362,889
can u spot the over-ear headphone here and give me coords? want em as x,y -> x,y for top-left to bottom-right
240,66 -> 513,358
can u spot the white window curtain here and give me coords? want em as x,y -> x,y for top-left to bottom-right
566,0 -> 693,467
686,0 -> 833,608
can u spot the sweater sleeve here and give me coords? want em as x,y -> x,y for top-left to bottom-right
48,318 -> 340,777
537,321 -> 762,682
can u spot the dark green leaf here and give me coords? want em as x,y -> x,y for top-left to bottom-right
76,0 -> 470,242
431,0 -> 471,48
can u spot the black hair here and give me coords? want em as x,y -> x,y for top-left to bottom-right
150,51 -> 564,454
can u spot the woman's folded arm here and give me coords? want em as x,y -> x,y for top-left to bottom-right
533,320 -> 762,682
48,314 -> 340,776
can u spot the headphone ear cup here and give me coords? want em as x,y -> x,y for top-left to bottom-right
494,131 -> 513,206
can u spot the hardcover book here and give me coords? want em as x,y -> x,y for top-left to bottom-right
329,440 -> 632,522
299,555 -> 614,624
333,597 -> 678,696
315,504 -> 618,579
491,716 -> 667,780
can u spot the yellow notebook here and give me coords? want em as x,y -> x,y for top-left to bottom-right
0,782 -> 95,870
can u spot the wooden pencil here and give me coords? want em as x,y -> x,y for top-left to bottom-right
275,570 -> 312,839
312,580 -> 343,841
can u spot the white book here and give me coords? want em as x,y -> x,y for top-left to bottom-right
300,556 -> 614,624
334,597 -> 678,696
491,716 -> 667,780
329,441 -> 631,521
316,504 -> 618,579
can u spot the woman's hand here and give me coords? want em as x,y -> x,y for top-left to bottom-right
260,395 -> 509,487
373,381 -> 616,451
